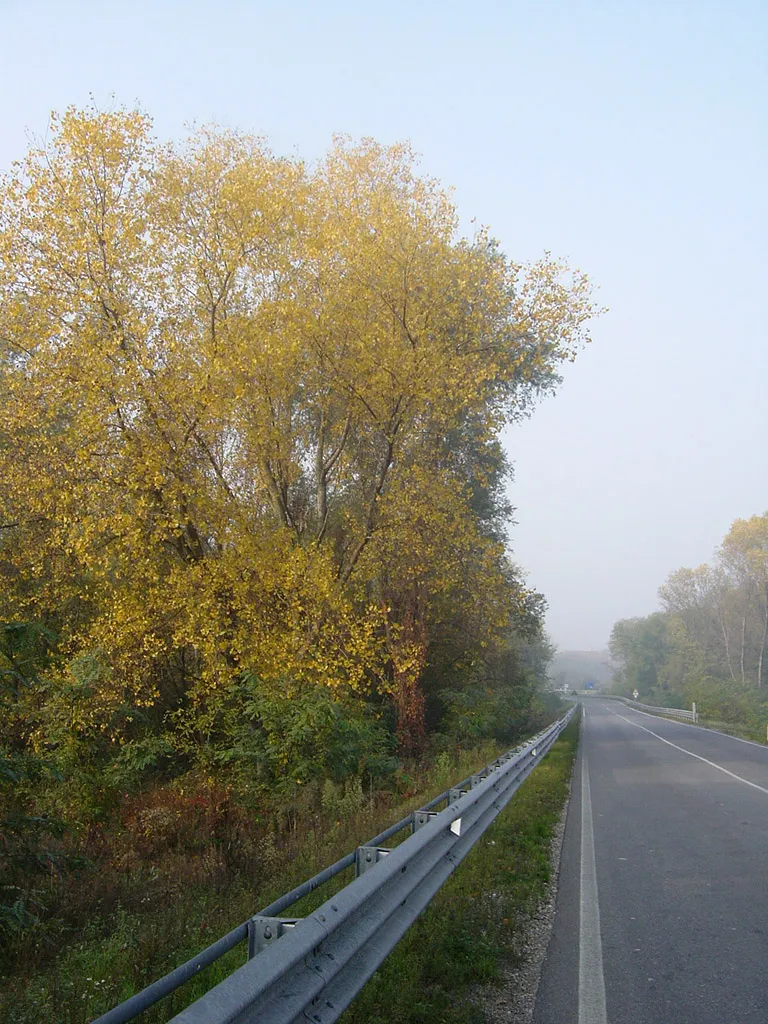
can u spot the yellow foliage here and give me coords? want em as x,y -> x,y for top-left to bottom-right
0,107 -> 600,730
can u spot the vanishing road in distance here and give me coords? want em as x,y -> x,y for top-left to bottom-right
535,700 -> 768,1024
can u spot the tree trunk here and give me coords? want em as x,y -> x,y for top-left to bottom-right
740,610 -> 747,683
758,584 -> 768,688
392,671 -> 427,756
385,598 -> 427,755
716,606 -> 736,681
315,417 -> 327,524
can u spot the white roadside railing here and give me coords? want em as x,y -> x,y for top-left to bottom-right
580,692 -> 698,723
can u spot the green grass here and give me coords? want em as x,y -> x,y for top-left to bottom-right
695,717 -> 768,744
0,722 -> 579,1024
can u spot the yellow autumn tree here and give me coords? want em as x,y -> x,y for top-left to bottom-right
719,514 -> 768,687
0,107 -> 600,754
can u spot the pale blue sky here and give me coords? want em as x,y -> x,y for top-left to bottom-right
2,1 -> 766,649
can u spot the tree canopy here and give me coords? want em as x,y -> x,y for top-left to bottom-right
609,513 -> 768,724
0,107 -> 599,773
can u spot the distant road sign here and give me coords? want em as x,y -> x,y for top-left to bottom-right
584,682 -> 595,690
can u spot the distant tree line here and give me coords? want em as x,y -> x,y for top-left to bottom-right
609,513 -> 768,726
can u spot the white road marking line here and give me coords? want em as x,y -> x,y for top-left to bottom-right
579,731 -> 608,1024
629,706 -> 768,750
610,711 -> 768,796
596,701 -> 768,751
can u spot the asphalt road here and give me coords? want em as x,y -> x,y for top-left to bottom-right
534,700 -> 768,1024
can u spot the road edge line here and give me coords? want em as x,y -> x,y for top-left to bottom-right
579,719 -> 608,1024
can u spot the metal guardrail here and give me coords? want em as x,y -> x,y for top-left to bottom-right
583,692 -> 698,723
95,706 -> 576,1024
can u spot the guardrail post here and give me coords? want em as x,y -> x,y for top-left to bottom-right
247,917 -> 300,958
355,846 -> 391,877
413,810 -> 438,831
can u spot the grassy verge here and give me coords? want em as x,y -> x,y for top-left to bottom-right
1,741 -> 508,1024
341,714 -> 580,1024
0,719 -> 578,1024
695,718 -> 767,744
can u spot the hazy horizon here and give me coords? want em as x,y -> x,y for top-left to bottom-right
2,0 -> 765,651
